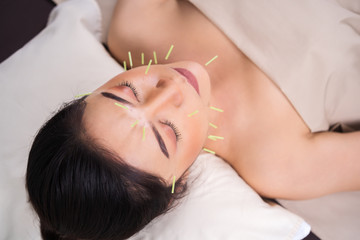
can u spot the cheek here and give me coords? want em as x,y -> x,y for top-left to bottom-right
183,116 -> 208,157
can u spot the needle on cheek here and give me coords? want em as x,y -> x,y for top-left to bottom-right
205,55 -> 218,66
187,110 -> 199,117
208,135 -> 224,141
203,148 -> 216,155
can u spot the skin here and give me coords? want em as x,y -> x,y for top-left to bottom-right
84,0 -> 360,199
84,62 -> 211,183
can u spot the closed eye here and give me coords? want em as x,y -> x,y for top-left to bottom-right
118,81 -> 140,102
161,120 -> 182,142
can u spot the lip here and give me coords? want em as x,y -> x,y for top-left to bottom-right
173,68 -> 200,95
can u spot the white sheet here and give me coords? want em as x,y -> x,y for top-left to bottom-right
279,191 -> 360,240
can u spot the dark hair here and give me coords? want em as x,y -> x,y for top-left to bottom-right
26,98 -> 188,240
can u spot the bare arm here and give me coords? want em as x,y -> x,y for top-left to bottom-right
246,130 -> 360,200
301,131 -> 360,196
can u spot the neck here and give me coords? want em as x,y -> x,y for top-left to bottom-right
201,51 -> 252,160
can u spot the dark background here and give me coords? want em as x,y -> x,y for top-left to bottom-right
0,0 -> 55,63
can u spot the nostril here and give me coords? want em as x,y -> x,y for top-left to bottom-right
156,79 -> 167,88
153,78 -> 184,107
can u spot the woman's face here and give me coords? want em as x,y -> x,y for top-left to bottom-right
83,61 -> 211,183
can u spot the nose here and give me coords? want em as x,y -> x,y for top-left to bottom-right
143,78 -> 184,115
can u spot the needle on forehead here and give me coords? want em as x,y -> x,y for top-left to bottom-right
153,51 -> 158,64
75,92 -> 92,98
165,44 -> 174,60
128,51 -> 133,68
145,59 -> 152,74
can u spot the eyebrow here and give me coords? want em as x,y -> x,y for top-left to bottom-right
101,91 -> 170,159
101,92 -> 133,106
151,124 -> 169,159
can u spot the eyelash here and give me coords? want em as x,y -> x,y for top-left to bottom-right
119,81 -> 139,98
162,120 -> 182,142
119,81 -> 182,142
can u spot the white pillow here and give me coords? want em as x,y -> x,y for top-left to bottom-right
0,0 -> 309,239
131,153 -> 309,240
0,1 -> 122,239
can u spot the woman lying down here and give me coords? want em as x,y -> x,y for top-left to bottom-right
26,0 -> 360,239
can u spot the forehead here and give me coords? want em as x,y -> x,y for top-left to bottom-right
95,65 -> 163,90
